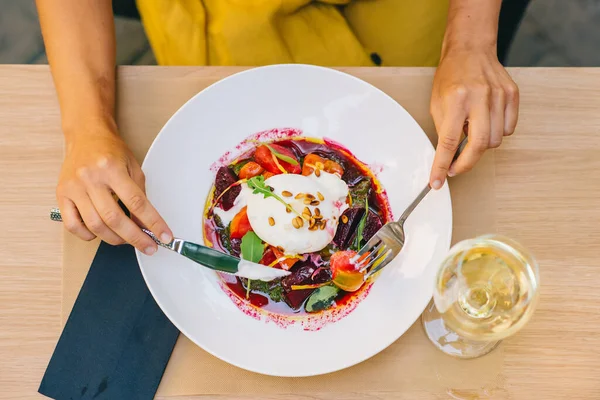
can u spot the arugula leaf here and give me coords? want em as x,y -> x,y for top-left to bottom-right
354,196 -> 369,250
305,285 -> 340,313
246,175 -> 304,219
240,231 -> 264,264
266,144 -> 298,166
240,231 -> 264,299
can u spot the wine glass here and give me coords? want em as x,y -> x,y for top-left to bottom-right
421,234 -> 540,359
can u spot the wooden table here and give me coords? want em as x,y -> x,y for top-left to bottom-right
1,66 -> 599,399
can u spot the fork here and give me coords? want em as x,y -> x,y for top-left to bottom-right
355,136 -> 469,279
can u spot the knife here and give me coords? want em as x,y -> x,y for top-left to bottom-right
50,208 -> 290,282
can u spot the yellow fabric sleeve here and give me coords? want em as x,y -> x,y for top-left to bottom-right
136,0 -> 448,67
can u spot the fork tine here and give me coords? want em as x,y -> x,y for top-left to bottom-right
365,257 -> 393,279
352,239 -> 383,269
360,248 -> 392,273
356,235 -> 382,258
357,242 -> 386,272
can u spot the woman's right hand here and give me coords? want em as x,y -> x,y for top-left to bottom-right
57,122 -> 172,255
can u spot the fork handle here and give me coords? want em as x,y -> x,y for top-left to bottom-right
398,184 -> 431,224
398,136 -> 468,225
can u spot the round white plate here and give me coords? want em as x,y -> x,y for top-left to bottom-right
137,65 -> 452,377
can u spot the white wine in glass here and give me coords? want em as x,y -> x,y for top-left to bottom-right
422,234 -> 540,359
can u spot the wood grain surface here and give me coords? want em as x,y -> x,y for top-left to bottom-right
1,66 -> 600,399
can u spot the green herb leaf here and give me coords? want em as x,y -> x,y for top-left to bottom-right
240,231 -> 264,264
349,178 -> 372,208
241,278 -> 285,302
305,285 -> 340,313
266,144 -> 299,166
354,196 -> 369,250
219,225 -> 234,254
268,285 -> 284,302
212,214 -> 234,254
247,175 -> 304,219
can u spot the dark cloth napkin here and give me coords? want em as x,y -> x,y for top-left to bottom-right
39,242 -> 180,400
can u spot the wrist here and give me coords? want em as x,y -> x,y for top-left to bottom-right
442,23 -> 497,60
62,113 -> 119,145
441,35 -> 497,59
443,0 -> 500,58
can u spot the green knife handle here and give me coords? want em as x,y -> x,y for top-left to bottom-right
180,241 -> 239,274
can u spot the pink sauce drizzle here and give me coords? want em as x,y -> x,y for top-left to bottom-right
368,162 -> 385,175
217,279 -> 374,331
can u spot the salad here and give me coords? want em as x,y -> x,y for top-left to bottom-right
204,137 -> 391,316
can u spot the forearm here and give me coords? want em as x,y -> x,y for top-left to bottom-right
443,0 -> 502,55
36,0 -> 116,140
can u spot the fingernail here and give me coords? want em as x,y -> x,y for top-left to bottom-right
448,168 -> 456,178
431,180 -> 442,190
145,246 -> 156,256
160,233 -> 172,243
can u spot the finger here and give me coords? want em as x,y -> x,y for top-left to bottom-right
449,101 -> 491,176
111,174 -> 173,244
130,165 -> 147,194
128,167 -> 147,227
74,192 -> 125,246
504,81 -> 519,136
430,107 -> 468,189
489,88 -> 505,148
58,197 -> 96,241
88,186 -> 158,255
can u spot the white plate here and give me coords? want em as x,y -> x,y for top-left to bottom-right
137,65 -> 452,377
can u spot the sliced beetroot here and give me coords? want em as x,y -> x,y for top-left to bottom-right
311,267 -> 332,283
285,288 -> 315,310
342,167 -> 363,186
281,262 -> 324,309
215,166 -> 236,196
333,207 -> 364,249
214,166 -> 241,211
281,263 -> 316,290
362,209 -> 383,243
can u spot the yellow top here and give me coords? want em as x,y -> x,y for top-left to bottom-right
136,0 -> 448,67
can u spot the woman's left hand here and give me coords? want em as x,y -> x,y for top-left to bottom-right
429,46 -> 519,189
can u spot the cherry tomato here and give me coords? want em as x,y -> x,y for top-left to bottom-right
238,161 -> 264,179
230,206 -> 252,239
254,145 -> 301,174
259,247 -> 277,266
271,143 -> 302,174
254,145 -> 280,174
330,250 -> 365,292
